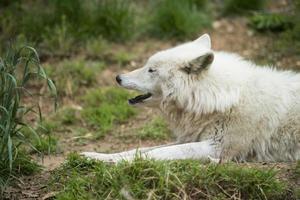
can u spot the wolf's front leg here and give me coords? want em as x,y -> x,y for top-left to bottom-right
81,140 -> 220,163
81,143 -> 178,163
144,140 -> 219,161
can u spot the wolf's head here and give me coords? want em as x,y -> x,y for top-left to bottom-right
116,34 -> 216,108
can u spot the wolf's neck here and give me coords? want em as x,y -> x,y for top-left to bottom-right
161,69 -> 242,116
158,51 -> 255,140
159,101 -> 224,142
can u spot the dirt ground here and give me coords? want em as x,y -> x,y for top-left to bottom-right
3,18 -> 300,200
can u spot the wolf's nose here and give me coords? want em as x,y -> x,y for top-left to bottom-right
116,75 -> 122,85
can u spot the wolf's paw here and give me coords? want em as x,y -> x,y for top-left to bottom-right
207,155 -> 220,163
80,152 -> 117,163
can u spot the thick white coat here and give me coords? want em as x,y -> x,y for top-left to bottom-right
83,34 -> 300,162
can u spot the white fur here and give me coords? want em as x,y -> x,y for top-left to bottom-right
82,140 -> 218,163
82,34 -> 300,162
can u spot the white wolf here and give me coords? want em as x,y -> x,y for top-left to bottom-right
82,34 -> 300,163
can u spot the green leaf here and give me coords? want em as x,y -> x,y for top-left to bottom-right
7,135 -> 12,171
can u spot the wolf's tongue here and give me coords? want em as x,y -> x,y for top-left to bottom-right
128,93 -> 152,104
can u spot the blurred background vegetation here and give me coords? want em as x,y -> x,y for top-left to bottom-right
1,0 -> 300,198
0,0 -> 299,56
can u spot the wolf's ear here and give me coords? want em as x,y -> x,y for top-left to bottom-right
194,34 -> 211,49
181,53 -> 214,74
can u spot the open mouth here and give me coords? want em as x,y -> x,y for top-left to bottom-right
128,93 -> 152,105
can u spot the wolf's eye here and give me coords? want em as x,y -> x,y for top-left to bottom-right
148,68 -> 156,73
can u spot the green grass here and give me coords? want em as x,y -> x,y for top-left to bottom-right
11,1 -> 55,42
51,0 -> 84,28
251,0 -> 300,55
59,107 -> 79,125
22,86 -> 137,143
1,0 -> 135,43
295,160 -> 300,179
42,16 -> 75,54
81,87 -> 137,138
113,49 -> 136,66
0,1 -> 213,55
222,0 -> 266,16
149,0 -> 211,40
51,153 -> 291,200
45,106 -> 80,127
0,152 -> 40,193
293,161 -> 300,199
45,59 -> 105,96
24,106 -> 82,154
92,0 -> 136,42
0,46 -> 56,190
246,0 -> 300,56
0,0 -> 136,55
280,23 -> 300,54
85,36 -> 110,58
250,13 -> 292,32
276,1 -> 300,55
32,134 -> 58,155
137,117 -> 171,140
31,121 -> 59,155
35,105 -> 91,152
85,38 -> 136,66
